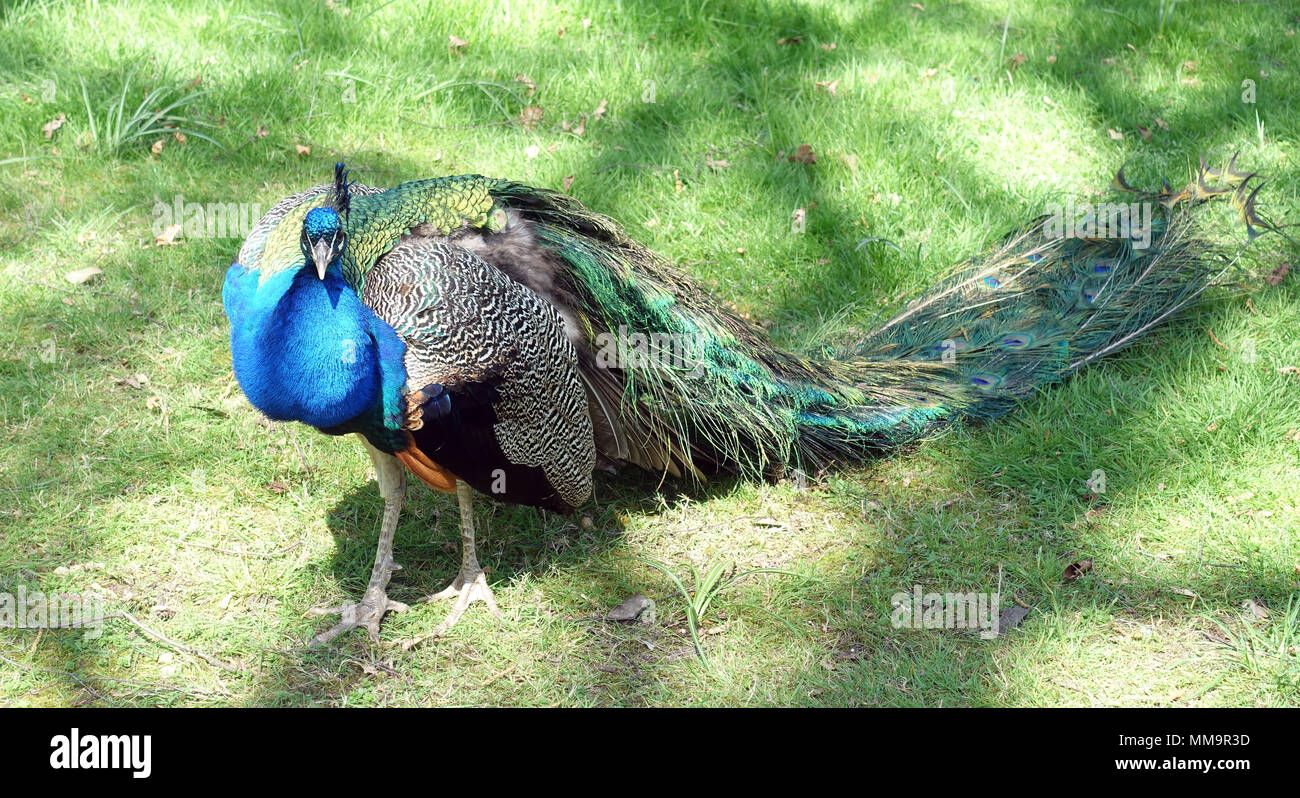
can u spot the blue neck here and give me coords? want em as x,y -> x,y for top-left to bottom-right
223,260 -> 407,434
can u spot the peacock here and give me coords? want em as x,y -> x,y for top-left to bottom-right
223,157 -> 1275,645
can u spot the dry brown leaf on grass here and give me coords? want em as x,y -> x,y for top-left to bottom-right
42,113 -> 66,139
173,131 -> 187,145
1265,262 -> 1290,286
777,35 -> 803,45
1137,125 -> 1151,141
514,74 -> 536,96
155,223 -> 182,246
295,144 -> 310,156
255,125 -> 269,138
1063,559 -> 1093,581
65,266 -> 102,284
1007,53 -> 1027,69
704,156 -> 729,171
448,35 -> 468,54
561,175 -> 574,192
1108,129 -> 1124,140
815,79 -> 840,97
789,144 -> 816,164
1243,598 -> 1270,620
150,139 -> 166,156
518,106 -> 544,128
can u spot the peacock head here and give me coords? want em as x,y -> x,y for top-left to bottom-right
299,162 -> 353,279
301,206 -> 346,279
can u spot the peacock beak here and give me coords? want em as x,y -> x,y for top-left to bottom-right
310,240 -> 333,280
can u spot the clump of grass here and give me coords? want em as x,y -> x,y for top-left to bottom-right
631,556 -> 803,663
78,65 -> 219,154
1210,597 -> 1300,700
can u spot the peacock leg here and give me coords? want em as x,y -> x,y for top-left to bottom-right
308,439 -> 411,645
420,480 -> 502,634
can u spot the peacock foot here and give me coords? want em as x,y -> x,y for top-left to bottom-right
399,570 -> 502,650
308,585 -> 410,646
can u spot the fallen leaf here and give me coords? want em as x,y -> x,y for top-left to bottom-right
41,113 -> 66,139
514,74 -> 536,96
65,266 -> 103,284
839,152 -> 858,170
704,156 -> 729,171
1180,76 -> 1201,87
590,98 -> 607,123
1243,598 -> 1270,620
1137,125 -> 1151,141
777,35 -> 804,45
1171,586 -> 1198,599
919,67 -> 939,81
518,106 -> 544,129
1008,53 -> 1027,68
789,144 -> 816,164
556,25 -> 567,38
151,138 -> 166,156
1108,128 -> 1124,140
1206,421 -> 1218,432
1153,116 -> 1169,130
561,174 -> 574,192
814,79 -> 840,97
295,144 -> 310,156
173,131 -> 187,145
820,42 -> 837,51
448,34 -> 469,53
1265,261 -> 1289,286
255,125 -> 269,138
154,223 -> 182,246
1063,559 -> 1093,581
1182,60 -> 1198,72
1046,54 -> 1057,64
910,2 -> 925,10
267,479 -> 288,494
1102,57 -> 1117,65
146,396 -> 161,411
1279,366 -> 1300,377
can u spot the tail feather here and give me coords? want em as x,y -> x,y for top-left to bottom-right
494,158 -> 1276,481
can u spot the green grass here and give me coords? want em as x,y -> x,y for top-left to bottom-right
1,0 -> 1298,707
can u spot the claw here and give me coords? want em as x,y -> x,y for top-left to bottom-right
309,586 -> 410,646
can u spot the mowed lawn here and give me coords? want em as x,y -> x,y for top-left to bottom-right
0,0 -> 1297,706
